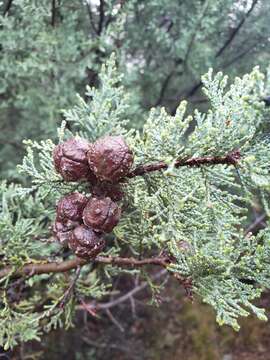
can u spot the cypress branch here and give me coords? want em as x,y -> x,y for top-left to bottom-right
127,150 -> 241,178
0,256 -> 170,279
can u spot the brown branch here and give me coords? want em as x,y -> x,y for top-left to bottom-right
172,0 -> 260,108
3,0 -> 13,16
155,60 -> 183,107
221,43 -> 257,70
244,213 -> 267,236
97,255 -> 169,267
59,266 -> 81,309
97,0 -> 105,35
84,0 -> 98,35
172,41 -> 260,111
184,81 -> 202,101
215,0 -> 259,58
182,43 -> 257,108
263,97 -> 270,107
105,308 -> 124,332
155,71 -> 176,107
127,150 -> 241,178
156,0 -> 209,108
51,0 -> 56,26
0,256 -> 169,280
78,269 -> 167,311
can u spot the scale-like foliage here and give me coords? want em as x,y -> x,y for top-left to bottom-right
1,56 -> 270,349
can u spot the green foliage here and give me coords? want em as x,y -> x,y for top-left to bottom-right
1,0 -> 270,352
63,54 -> 133,142
1,56 -> 270,350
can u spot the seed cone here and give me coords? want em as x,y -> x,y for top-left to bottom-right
88,136 -> 133,182
56,192 -> 88,221
83,196 -> 121,233
53,137 -> 93,181
69,225 -> 105,259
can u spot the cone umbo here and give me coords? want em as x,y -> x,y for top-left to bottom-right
68,225 -> 105,259
82,196 -> 121,233
88,136 -> 133,182
53,137 -> 94,181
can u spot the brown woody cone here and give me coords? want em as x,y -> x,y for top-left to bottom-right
82,196 -> 121,233
88,136 -> 133,182
56,192 -> 88,221
53,137 -> 94,181
69,225 -> 105,259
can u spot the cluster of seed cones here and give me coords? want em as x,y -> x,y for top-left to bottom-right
52,135 -> 134,259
